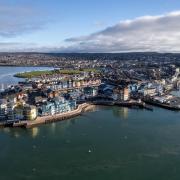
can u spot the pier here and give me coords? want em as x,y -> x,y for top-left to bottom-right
143,99 -> 180,111
92,100 -> 153,111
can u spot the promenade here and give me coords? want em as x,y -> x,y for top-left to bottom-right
0,101 -> 153,129
24,103 -> 92,128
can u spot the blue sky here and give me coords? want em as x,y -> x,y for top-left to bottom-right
1,0 -> 180,52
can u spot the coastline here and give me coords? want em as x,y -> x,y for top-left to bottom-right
0,98 -> 179,129
0,101 -> 153,129
0,65 -> 52,67
4,103 -> 94,129
143,99 -> 180,111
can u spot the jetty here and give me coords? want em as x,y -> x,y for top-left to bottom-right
91,100 -> 153,111
143,99 -> 180,111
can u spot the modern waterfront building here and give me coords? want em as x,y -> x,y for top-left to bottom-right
7,102 -> 16,121
23,105 -> 37,121
83,87 -> 97,97
123,87 -> 129,101
38,97 -> 76,116
0,99 -> 7,120
14,105 -> 24,120
0,101 -> 38,121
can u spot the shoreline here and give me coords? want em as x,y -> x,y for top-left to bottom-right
143,99 -> 180,111
0,101 -> 153,129
0,65 -> 52,67
13,68 -> 99,79
1,103 -> 94,129
0,99 -> 179,129
0,90 -> 180,129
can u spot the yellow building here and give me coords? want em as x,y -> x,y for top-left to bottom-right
14,105 -> 24,120
23,105 -> 37,121
76,81 -> 81,87
123,87 -> 129,101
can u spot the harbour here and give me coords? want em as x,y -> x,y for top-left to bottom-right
0,101 -> 152,129
0,66 -> 180,129
0,0 -> 180,179
0,105 -> 180,180
0,65 -> 180,180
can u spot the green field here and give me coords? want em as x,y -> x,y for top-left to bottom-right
14,69 -> 99,78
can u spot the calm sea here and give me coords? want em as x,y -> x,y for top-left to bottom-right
0,66 -> 180,180
0,66 -> 53,86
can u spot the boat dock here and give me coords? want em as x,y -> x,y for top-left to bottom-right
143,99 -> 180,111
91,100 -> 153,111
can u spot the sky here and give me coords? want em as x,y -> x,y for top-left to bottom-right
1,0 -> 180,52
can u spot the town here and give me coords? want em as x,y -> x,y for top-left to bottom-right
0,53 -> 180,128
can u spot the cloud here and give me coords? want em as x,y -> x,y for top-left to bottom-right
0,42 -> 38,52
1,10 -> 180,53
0,4 -> 47,37
63,11 -> 180,53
